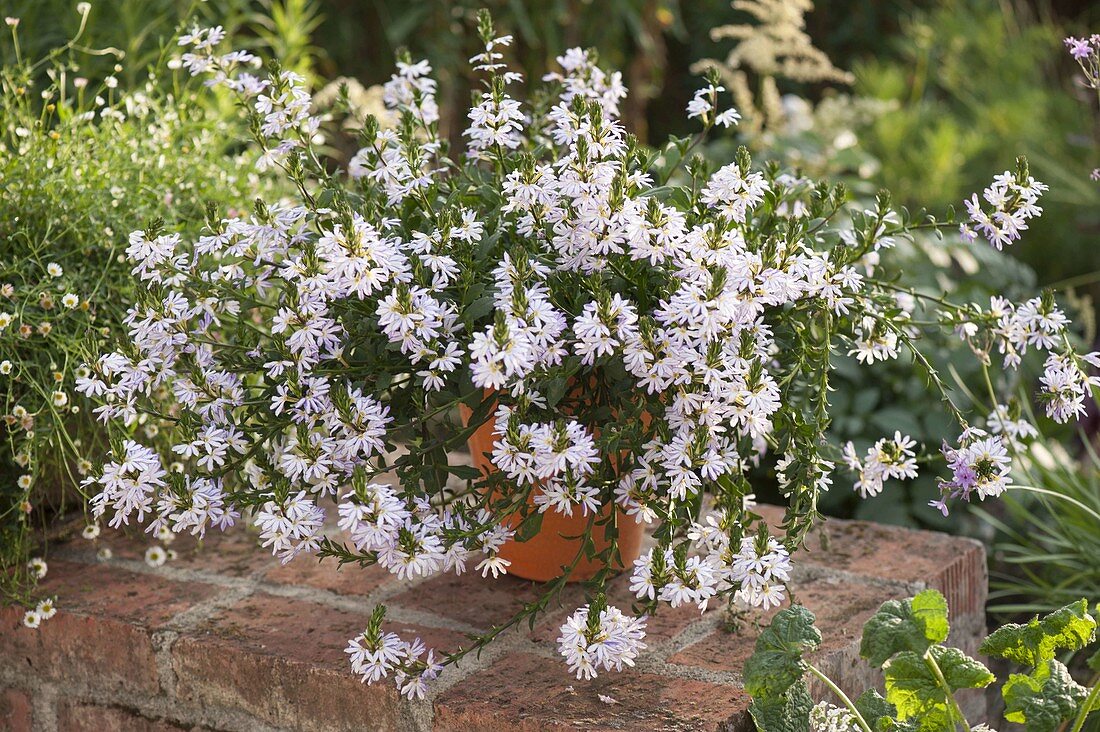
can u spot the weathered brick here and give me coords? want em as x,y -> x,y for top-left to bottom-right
434,651 -> 753,731
95,528 -> 273,580
171,592 -> 467,731
0,688 -> 33,732
758,506 -> 987,617
390,570 -> 577,632
669,575 -> 907,678
0,560 -> 217,694
264,555 -> 396,597
56,701 -> 196,732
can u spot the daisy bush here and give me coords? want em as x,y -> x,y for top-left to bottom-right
0,6 -> 271,608
73,12 -> 1099,696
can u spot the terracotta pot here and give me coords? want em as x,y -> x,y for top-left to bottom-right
459,401 -> 646,583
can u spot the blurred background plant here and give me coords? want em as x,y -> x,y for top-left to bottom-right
0,4 -> 276,603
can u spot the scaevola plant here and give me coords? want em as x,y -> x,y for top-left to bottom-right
72,12 -> 1100,696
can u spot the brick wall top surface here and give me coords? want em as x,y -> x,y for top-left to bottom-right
0,506 -> 987,732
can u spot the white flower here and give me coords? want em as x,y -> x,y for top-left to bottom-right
22,610 -> 41,629
62,293 -> 80,308
557,603 -> 647,679
810,702 -> 860,732
82,524 -> 101,540
27,557 -> 47,579
144,545 -> 168,567
36,597 -> 58,621
47,263 -> 63,277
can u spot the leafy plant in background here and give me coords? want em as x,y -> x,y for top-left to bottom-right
746,589 -> 1099,732
853,0 -> 1100,286
0,5 -> 273,606
977,437 -> 1100,618
1,0 -> 324,88
692,0 -> 853,136
693,0 -> 1044,531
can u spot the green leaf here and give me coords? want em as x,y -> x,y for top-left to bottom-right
513,511 -> 544,543
877,717 -> 920,732
748,678 -> 813,732
855,689 -> 896,729
981,600 -> 1096,668
935,646 -> 995,691
861,590 -> 950,667
883,651 -> 946,722
1088,647 -> 1100,673
884,647 -> 992,725
1002,659 -> 1088,732
743,606 -> 822,699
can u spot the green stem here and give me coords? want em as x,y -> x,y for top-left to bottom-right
806,663 -> 874,732
1008,485 -> 1100,526
923,649 -> 969,731
1069,678 -> 1099,732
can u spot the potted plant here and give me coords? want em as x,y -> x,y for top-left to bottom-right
71,13 -> 1097,698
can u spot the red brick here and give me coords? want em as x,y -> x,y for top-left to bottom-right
669,576 -> 908,677
0,688 -> 33,732
264,555 -> 395,597
0,560 -> 217,693
0,609 -> 160,694
389,570 -> 576,632
171,592 -> 468,730
96,528 -> 272,579
434,652 -> 752,732
29,559 -> 219,627
56,701 -> 194,732
758,506 -> 987,617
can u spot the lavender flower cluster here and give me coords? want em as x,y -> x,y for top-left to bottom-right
70,16 -> 1098,693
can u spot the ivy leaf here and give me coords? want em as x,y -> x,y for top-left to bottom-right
861,590 -> 951,667
748,678 -> 813,732
854,688 -> 895,729
743,605 -> 821,699
1002,659 -> 1088,732
884,647 -> 992,725
980,600 -> 1096,668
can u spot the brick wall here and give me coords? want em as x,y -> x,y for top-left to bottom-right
0,506 -> 987,731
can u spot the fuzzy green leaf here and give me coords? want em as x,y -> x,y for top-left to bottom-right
855,689 -> 895,728
861,590 -> 950,667
884,646 -> 992,725
935,646 -> 995,691
877,718 -> 920,732
981,600 -> 1096,668
748,678 -> 814,732
1002,659 -> 1088,732
743,605 -> 822,699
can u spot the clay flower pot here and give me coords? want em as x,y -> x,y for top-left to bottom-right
459,403 -> 646,583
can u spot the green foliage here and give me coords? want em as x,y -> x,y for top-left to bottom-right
747,591 -> 1099,732
978,439 -> 1100,618
860,589 -> 950,666
981,599 -> 1097,667
1003,659 -> 1089,732
743,604 -> 822,698
0,16 -> 273,603
748,678 -> 814,732
884,647 -> 994,724
853,0 -> 1099,285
